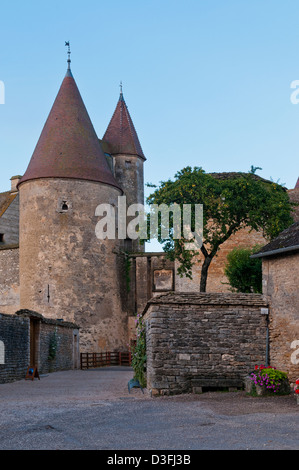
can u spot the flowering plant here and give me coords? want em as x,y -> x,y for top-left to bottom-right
254,364 -> 275,371
250,365 -> 288,394
294,379 -> 299,395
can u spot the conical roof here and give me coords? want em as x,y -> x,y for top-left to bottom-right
102,91 -> 146,160
295,177 -> 299,189
18,69 -> 122,191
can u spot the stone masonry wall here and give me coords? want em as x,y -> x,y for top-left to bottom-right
132,226 -> 266,320
19,179 -> 127,353
0,247 -> 20,314
175,225 -> 266,293
38,320 -> 78,374
143,292 -> 269,396
262,253 -> 299,383
0,310 -> 78,383
0,312 -> 30,383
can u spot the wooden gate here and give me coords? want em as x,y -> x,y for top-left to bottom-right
80,351 -> 132,369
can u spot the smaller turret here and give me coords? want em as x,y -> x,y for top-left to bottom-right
102,85 -> 146,252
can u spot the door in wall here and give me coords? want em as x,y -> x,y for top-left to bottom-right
30,319 -> 39,367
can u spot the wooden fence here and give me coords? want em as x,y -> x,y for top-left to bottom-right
80,351 -> 132,369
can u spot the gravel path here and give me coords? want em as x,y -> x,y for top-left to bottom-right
0,367 -> 298,450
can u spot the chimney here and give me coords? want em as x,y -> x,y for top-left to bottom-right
10,175 -> 22,193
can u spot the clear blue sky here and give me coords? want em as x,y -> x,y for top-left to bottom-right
1,0 -> 299,198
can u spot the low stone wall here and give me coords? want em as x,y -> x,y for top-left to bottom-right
16,310 -> 80,375
0,312 -> 30,383
0,310 -> 79,384
143,292 -> 269,396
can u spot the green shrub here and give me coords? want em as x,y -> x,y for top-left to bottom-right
131,314 -> 147,388
224,245 -> 262,293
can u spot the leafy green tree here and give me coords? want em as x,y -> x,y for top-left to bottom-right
146,166 -> 294,292
131,314 -> 146,387
224,246 -> 263,293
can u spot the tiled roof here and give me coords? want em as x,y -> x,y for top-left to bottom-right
209,172 -> 276,186
142,292 -> 267,315
102,92 -> 145,160
18,69 -> 121,191
0,191 -> 17,218
252,222 -> 299,258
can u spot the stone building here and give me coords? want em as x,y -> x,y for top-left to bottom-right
144,292 -> 270,395
0,55 -> 298,355
0,59 -> 147,353
252,222 -> 299,382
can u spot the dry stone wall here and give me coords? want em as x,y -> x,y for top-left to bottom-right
0,310 -> 78,383
144,292 -> 269,396
0,312 -> 29,383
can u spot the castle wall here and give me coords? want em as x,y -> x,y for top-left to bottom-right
0,247 -> 20,314
131,226 -> 266,317
19,178 -> 128,353
113,154 -> 145,253
175,226 -> 266,293
144,292 -> 269,396
262,253 -> 299,383
113,154 -> 144,207
130,254 -> 174,315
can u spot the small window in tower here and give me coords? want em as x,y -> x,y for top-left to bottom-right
0,234 -> 4,243
57,197 -> 72,214
61,201 -> 68,212
105,153 -> 114,172
125,160 -> 131,169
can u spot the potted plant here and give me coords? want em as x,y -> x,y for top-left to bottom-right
247,365 -> 290,396
294,379 -> 299,404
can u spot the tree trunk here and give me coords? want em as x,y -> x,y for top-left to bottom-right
200,255 -> 213,292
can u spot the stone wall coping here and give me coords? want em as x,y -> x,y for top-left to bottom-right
142,291 -> 268,316
0,244 -> 19,251
15,309 -> 79,329
129,252 -> 166,258
0,311 -> 28,321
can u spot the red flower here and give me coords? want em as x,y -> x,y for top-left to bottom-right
295,389 -> 299,395
296,379 -> 299,385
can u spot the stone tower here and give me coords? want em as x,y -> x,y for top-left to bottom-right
17,64 -> 129,352
101,86 -> 146,252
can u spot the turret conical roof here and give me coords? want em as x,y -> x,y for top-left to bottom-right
18,69 -> 122,191
102,91 -> 146,160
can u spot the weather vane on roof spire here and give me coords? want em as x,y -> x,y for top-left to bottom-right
65,41 -> 71,70
119,81 -> 125,102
